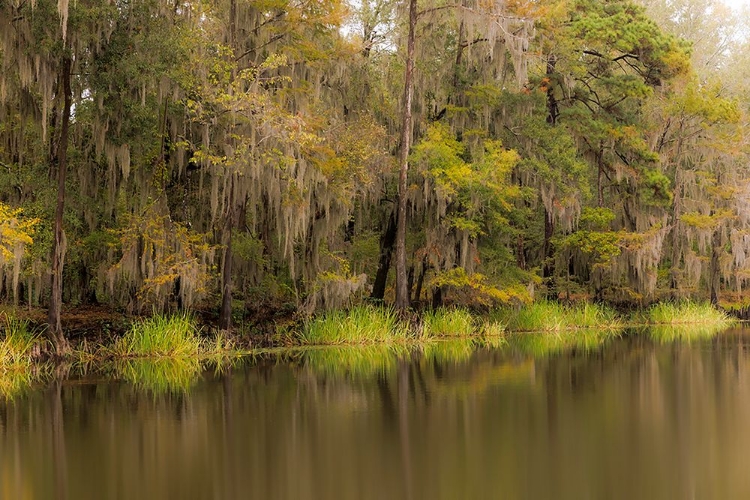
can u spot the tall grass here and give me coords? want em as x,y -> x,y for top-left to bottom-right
113,313 -> 201,357
422,308 -> 475,337
493,300 -> 622,333
640,301 -> 735,326
0,314 -> 41,368
299,305 -> 409,345
0,314 -> 45,399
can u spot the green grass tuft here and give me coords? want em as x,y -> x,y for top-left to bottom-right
422,308 -> 476,337
0,314 -> 41,368
113,313 -> 201,358
299,305 -> 409,345
493,300 -> 622,333
639,301 -> 735,326
0,313 -> 45,399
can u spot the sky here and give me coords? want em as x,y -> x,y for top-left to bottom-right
725,0 -> 750,8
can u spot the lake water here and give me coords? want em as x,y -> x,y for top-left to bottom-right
2,327 -> 750,499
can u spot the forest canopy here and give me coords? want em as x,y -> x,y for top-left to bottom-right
1,0 -> 749,348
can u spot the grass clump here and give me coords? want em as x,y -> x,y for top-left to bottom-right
299,305 -> 409,345
113,313 -> 201,358
422,308 -> 476,337
494,300 -> 622,333
0,314 -> 45,399
641,301 -> 735,326
0,314 -> 41,368
478,320 -> 505,338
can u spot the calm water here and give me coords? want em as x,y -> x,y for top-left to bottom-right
3,328 -> 750,499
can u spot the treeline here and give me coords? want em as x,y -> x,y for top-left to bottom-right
1,0 -> 749,351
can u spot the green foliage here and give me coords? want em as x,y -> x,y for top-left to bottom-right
579,207 -> 616,230
108,208 -> 215,311
412,124 -> 471,200
641,169 -> 673,207
232,233 -> 267,266
559,208 -> 622,267
1,0 -> 749,330
680,211 -> 732,230
429,268 -> 531,306
0,203 -> 38,263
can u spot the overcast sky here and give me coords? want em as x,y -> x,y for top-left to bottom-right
724,0 -> 750,9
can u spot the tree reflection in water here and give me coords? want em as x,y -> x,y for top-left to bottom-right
2,328 -> 750,498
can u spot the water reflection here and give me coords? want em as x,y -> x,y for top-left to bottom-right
646,323 -> 728,343
3,328 -> 750,498
111,358 -> 202,393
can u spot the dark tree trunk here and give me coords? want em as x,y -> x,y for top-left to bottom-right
220,3 -> 238,329
670,170 -> 683,296
413,257 -> 428,305
431,286 -> 443,309
596,144 -> 604,208
48,54 -> 72,356
546,54 -> 558,125
516,234 -> 526,270
543,207 -> 556,300
219,177 -> 235,331
543,54 -> 558,300
710,227 -> 721,306
407,265 -> 415,302
371,210 -> 397,300
394,0 -> 417,312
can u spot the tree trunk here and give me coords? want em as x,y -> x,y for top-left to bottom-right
710,227 -> 721,306
597,144 -> 604,208
48,54 -> 72,356
395,0 -> 417,312
219,1 -> 238,331
670,172 -> 683,297
543,207 -> 556,300
371,210 -> 397,300
413,257 -> 428,305
543,54 -> 558,299
516,234 -> 526,270
546,54 -> 558,125
431,285 -> 443,309
219,177 -> 235,331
